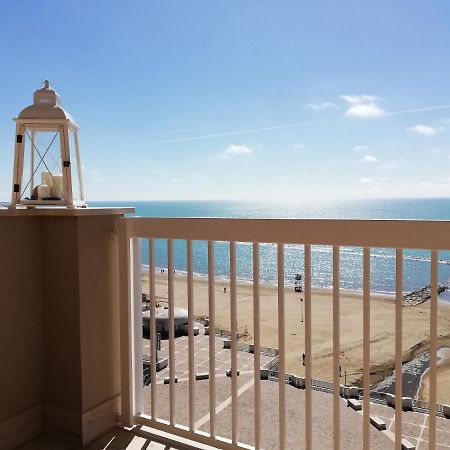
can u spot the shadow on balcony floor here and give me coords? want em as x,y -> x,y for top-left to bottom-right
15,427 -> 179,450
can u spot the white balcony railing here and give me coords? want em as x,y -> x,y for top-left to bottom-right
119,217 -> 450,450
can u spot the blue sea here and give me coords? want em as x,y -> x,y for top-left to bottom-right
92,199 -> 450,295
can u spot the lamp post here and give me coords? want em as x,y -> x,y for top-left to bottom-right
300,297 -> 304,323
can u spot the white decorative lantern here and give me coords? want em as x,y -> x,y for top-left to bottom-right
10,80 -> 85,208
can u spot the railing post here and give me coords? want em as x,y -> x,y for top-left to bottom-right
168,239 -> 176,425
187,240 -> 195,431
133,238 -> 143,415
429,250 -> 438,449
333,246 -> 340,450
208,241 -> 216,437
395,249 -> 403,449
119,218 -> 134,427
253,243 -> 261,450
304,245 -> 312,450
363,247 -> 371,449
230,242 -> 238,444
277,243 -> 286,450
149,239 -> 157,420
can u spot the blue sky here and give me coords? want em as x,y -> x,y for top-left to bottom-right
1,1 -> 450,201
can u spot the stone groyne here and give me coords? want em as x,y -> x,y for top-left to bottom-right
402,284 -> 447,306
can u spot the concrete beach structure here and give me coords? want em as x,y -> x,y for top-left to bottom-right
142,306 -> 189,336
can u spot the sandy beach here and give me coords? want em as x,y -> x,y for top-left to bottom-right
142,270 -> 450,404
418,347 -> 450,406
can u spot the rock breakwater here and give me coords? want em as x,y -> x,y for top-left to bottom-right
403,284 -> 447,306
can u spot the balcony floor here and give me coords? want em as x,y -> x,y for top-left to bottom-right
15,427 -> 183,450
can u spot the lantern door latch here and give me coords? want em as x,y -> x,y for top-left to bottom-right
63,160 -> 71,167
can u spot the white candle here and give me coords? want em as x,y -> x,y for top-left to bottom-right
41,171 -> 53,189
37,184 -> 51,199
51,174 -> 64,199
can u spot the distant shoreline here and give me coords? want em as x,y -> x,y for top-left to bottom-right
142,264 -> 450,302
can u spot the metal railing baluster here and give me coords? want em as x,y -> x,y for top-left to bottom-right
149,239 -> 157,420
187,240 -> 195,431
277,243 -> 286,450
230,241 -> 238,444
333,245 -> 340,450
253,243 -> 261,450
395,249 -> 403,449
133,239 -> 143,414
429,250 -> 438,449
168,239 -> 175,425
208,240 -> 216,437
363,247 -> 371,449
304,244 -> 312,450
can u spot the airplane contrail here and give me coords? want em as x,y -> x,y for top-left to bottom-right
146,119 -> 331,145
385,104 -> 450,116
146,104 -> 450,145
145,124 -> 227,137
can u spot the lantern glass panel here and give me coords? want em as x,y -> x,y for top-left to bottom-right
19,128 -> 65,203
68,129 -> 82,202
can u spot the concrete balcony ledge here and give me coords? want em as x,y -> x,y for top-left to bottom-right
0,206 -> 134,217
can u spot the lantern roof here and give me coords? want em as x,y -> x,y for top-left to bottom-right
17,80 -> 76,125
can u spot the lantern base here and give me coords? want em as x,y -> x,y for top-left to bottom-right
12,199 -> 87,208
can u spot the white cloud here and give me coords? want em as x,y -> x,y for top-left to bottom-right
81,165 -> 106,182
358,155 -> 378,163
377,160 -> 402,170
340,94 -> 384,118
304,101 -> 338,111
359,177 -> 374,184
220,144 -> 254,159
341,94 -> 379,105
407,124 -> 445,136
353,145 -> 369,152
191,172 -> 211,183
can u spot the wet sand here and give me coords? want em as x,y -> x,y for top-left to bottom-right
418,346 -> 450,406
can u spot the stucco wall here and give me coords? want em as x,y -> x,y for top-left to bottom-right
0,217 -> 43,422
0,210 -> 126,448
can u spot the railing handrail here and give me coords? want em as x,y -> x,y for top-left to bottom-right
124,217 -> 450,250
